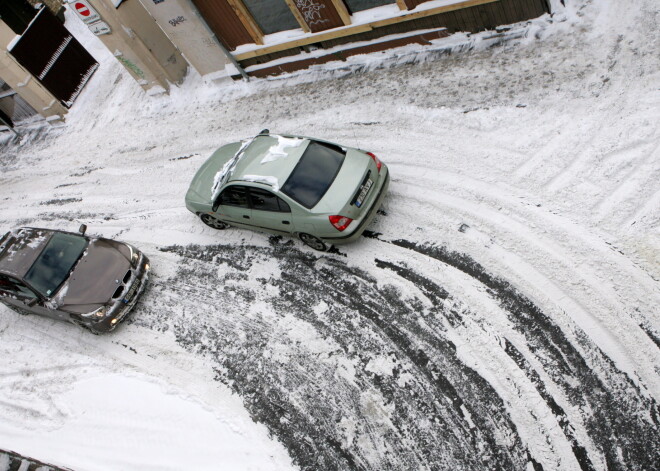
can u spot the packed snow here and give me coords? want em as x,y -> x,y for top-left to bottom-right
242,174 -> 280,190
261,136 -> 304,163
211,139 -> 253,202
0,0 -> 658,470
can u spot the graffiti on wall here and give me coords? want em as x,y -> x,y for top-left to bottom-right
294,0 -> 330,27
116,56 -> 145,79
169,16 -> 187,27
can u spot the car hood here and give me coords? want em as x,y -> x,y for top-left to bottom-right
186,141 -> 244,205
56,238 -> 132,312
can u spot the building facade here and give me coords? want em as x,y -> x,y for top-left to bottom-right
1,0 -> 552,126
152,0 -> 551,78
0,0 -> 92,125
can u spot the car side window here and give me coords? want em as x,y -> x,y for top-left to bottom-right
0,275 -> 37,299
249,188 -> 291,213
218,186 -> 249,208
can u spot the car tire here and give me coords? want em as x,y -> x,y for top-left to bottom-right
299,233 -> 328,251
200,214 -> 230,230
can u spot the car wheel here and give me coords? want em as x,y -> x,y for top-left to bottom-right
200,214 -> 230,230
299,233 -> 328,251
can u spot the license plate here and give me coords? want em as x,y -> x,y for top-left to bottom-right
355,179 -> 373,208
123,282 -> 138,304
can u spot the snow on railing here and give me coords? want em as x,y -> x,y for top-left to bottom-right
63,62 -> 99,107
38,35 -> 72,80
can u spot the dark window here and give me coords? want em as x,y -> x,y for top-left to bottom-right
281,141 -> 346,209
242,0 -> 299,35
24,233 -> 88,298
277,197 -> 291,213
249,188 -> 291,213
0,274 -> 37,299
343,0 -> 395,14
217,186 -> 250,209
0,0 -> 38,35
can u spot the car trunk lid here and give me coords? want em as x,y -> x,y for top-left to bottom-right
315,148 -> 383,220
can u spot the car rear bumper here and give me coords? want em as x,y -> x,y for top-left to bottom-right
324,168 -> 390,245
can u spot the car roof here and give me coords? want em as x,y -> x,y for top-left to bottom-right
0,228 -> 53,278
229,134 -> 310,191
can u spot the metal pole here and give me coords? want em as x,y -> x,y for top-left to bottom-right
212,34 -> 250,82
0,116 -> 19,138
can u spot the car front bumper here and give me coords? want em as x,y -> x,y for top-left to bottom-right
90,253 -> 151,333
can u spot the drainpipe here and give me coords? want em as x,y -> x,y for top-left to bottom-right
212,34 -> 249,81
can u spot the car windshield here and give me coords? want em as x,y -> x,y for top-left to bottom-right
24,233 -> 88,298
281,141 -> 345,209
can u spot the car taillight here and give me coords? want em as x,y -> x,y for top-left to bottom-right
329,215 -> 353,231
367,152 -> 382,173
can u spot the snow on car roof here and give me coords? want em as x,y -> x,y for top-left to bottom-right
230,134 -> 309,189
0,228 -> 52,278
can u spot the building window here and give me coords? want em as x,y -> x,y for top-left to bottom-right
343,0 -> 395,14
242,0 -> 300,35
0,0 -> 38,35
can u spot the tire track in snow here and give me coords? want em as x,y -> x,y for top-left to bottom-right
502,339 -> 594,471
591,140 -> 660,223
153,241 -> 532,470
388,239 -> 659,471
136,236 -> 659,471
388,167 -> 659,393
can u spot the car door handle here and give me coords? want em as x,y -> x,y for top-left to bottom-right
243,215 -> 250,219
282,221 -> 290,225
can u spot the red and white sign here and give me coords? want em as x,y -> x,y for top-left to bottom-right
71,0 -> 100,24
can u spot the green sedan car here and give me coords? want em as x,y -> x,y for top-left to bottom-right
185,131 -> 390,251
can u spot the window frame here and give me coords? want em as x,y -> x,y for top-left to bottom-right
241,0 -> 301,35
0,273 -> 39,300
215,184 -> 251,210
248,187 -> 291,213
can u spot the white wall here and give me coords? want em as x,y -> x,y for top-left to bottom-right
137,0 -> 230,79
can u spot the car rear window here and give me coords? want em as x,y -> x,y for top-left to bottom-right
24,233 -> 88,297
281,141 -> 345,209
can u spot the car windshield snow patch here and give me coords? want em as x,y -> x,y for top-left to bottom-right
281,141 -> 345,209
211,138 -> 257,203
261,136 -> 305,164
24,233 -> 88,298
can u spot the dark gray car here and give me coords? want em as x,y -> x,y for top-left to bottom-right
0,226 -> 150,333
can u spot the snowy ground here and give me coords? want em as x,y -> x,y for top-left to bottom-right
1,0 -> 658,469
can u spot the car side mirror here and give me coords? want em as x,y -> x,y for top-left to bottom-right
259,128 -> 269,135
79,224 -> 87,235
26,298 -> 38,307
